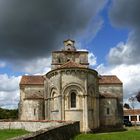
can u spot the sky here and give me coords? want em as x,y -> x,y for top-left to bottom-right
0,0 -> 140,109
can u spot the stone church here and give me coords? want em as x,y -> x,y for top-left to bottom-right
19,39 -> 123,132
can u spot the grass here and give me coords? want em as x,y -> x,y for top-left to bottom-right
0,129 -> 29,140
74,130 -> 140,140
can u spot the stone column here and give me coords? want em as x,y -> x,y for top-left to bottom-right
60,71 -> 65,121
45,96 -> 51,120
83,73 -> 90,133
57,95 -> 62,120
129,115 -> 131,121
83,94 -> 91,133
137,115 -> 139,122
61,95 -> 65,120
84,95 -> 89,132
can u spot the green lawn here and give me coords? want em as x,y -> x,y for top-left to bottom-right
74,130 -> 140,140
0,129 -> 29,140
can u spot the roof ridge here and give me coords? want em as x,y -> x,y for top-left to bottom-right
100,75 -> 118,77
22,75 -> 42,77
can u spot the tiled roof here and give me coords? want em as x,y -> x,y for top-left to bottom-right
100,92 -> 117,98
20,75 -> 44,85
59,61 -> 87,68
124,109 -> 140,115
99,75 -> 122,84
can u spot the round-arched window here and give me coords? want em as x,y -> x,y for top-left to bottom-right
53,92 -> 58,110
71,92 -> 76,108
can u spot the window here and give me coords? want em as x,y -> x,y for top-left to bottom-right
131,116 -> 137,121
107,108 -> 110,115
67,59 -> 70,62
53,92 -> 58,111
58,58 -> 61,63
34,109 -> 36,116
71,92 -> 76,108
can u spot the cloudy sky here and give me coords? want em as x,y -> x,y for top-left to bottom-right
0,0 -> 140,109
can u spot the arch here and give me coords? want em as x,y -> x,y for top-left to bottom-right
62,83 -> 85,110
50,87 -> 59,111
50,86 -> 58,98
67,59 -> 70,62
62,83 -> 86,96
88,84 -> 96,96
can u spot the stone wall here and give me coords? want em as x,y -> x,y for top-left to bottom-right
19,85 -> 44,120
0,121 -> 66,132
51,51 -> 88,69
99,84 -> 123,126
46,68 -> 99,132
9,121 -> 80,140
20,100 -> 44,120
99,84 -> 123,100
87,72 -> 99,130
99,98 -> 119,127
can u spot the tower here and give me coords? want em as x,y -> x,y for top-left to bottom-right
51,39 -> 89,69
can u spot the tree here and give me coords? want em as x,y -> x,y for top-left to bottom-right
136,91 -> 140,102
123,103 -> 131,109
0,107 -> 18,119
128,96 -> 137,128
129,96 -> 137,109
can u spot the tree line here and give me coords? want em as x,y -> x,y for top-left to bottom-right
0,108 -> 18,119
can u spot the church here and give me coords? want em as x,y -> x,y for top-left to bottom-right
19,39 -> 123,132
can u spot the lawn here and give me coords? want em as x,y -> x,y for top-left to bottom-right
0,129 -> 29,140
74,130 -> 140,140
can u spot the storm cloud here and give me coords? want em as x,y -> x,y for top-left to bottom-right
108,0 -> 140,65
0,0 -> 106,63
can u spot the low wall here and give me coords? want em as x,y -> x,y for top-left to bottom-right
0,120 -> 66,132
9,121 -> 80,140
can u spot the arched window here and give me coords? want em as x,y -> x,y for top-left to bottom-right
67,59 -> 70,62
58,58 -> 61,63
107,108 -> 110,115
71,92 -> 76,108
52,92 -> 58,111
34,108 -> 36,116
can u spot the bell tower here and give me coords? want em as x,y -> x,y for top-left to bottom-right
51,39 -> 89,69
63,39 -> 76,51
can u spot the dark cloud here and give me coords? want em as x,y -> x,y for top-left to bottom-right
108,0 -> 140,65
0,0 -> 106,62
109,0 -> 140,28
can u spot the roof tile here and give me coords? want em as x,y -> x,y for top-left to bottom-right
124,109 -> 140,115
99,75 -> 122,84
20,75 -> 44,85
